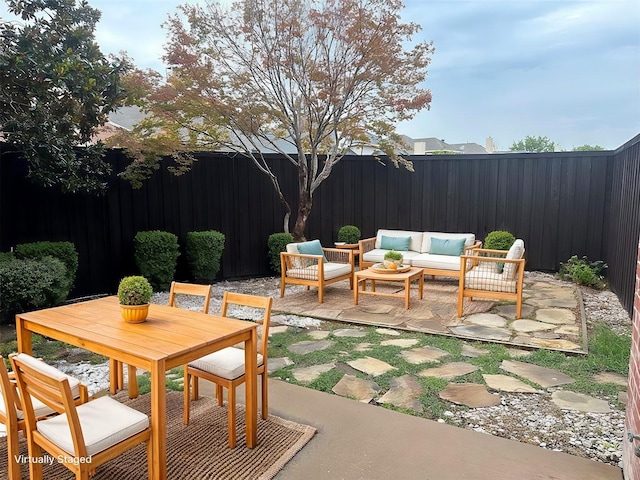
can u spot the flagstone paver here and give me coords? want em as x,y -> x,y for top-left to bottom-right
500,360 -> 575,387
332,374 -> 380,402
405,318 -> 449,332
536,308 -> 576,325
439,383 -> 501,407
361,305 -> 395,314
333,328 -> 367,338
461,344 -> 487,358
417,362 -> 479,380
511,319 -> 556,333
380,338 -> 419,348
506,347 -> 532,358
269,325 -> 289,336
449,325 -> 512,342
495,304 -> 535,319
376,328 -> 401,336
377,375 -> 424,412
465,313 -> 508,328
292,363 -> 335,383
347,357 -> 397,376
308,330 -> 331,340
268,357 -> 294,372
401,346 -> 449,364
289,340 -> 336,354
523,337 -> 582,350
555,325 -> 580,336
482,374 -> 538,393
551,391 -> 611,413
594,372 -> 628,387
355,343 -> 374,352
619,391 -> 628,405
533,332 -> 560,339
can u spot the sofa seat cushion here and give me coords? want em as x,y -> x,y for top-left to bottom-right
421,233 -> 475,253
362,249 -> 421,266
375,230 -> 423,252
465,269 -> 517,293
412,253 -> 462,271
286,262 -> 351,280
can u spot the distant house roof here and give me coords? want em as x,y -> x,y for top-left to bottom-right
408,136 -> 488,155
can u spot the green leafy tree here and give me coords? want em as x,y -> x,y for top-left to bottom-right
572,144 -> 605,151
0,0 -> 132,192
510,135 -> 556,153
113,0 -> 434,241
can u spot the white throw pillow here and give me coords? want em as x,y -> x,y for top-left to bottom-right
502,239 -> 525,279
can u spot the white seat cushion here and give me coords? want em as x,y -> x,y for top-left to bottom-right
286,262 -> 351,280
36,396 -> 149,456
411,253 -> 461,271
189,347 -> 264,380
465,269 -> 517,293
503,239 -> 525,279
362,249 -> 421,266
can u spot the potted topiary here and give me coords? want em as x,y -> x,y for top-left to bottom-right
117,276 -> 153,323
337,225 -> 361,246
383,250 -> 403,269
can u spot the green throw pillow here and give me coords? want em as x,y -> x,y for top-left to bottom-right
297,240 -> 327,261
429,237 -> 466,256
380,235 -> 411,251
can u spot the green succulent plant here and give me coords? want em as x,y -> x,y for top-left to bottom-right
117,276 -> 153,305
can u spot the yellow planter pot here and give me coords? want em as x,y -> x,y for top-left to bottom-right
120,304 -> 149,323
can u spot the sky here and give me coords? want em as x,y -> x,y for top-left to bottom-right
1,0 -> 639,151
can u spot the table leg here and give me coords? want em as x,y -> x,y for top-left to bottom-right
150,360 -> 166,480
404,278 -> 410,309
245,329 -> 258,447
418,273 -> 424,299
16,316 -> 33,354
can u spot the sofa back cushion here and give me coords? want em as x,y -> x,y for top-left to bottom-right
429,237 -> 466,256
380,235 -> 411,251
375,230 -> 423,252
421,232 -> 475,253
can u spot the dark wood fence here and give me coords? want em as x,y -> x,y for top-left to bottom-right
1,135 -> 639,315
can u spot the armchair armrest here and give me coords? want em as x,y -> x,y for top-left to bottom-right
323,247 -> 354,267
359,237 -> 376,256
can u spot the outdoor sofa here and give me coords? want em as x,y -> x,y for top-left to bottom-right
359,229 -> 481,278
280,240 -> 355,303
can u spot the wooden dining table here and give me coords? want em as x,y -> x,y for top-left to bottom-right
15,296 -> 258,480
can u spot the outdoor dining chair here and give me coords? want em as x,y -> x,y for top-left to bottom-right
111,281 -> 213,398
0,355 -> 88,480
10,352 -> 152,480
183,291 -> 273,448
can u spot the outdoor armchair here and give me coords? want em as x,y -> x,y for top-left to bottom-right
458,239 -> 526,319
10,352 -> 150,480
183,292 -> 272,448
0,356 -> 88,480
280,239 -> 354,303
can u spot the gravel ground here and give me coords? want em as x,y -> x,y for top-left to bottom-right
56,272 -> 632,468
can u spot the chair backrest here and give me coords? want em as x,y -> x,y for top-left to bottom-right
168,281 -> 212,313
221,292 -> 273,358
10,353 -> 90,458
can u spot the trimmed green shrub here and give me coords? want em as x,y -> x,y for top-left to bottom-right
117,276 -> 153,305
0,256 -> 68,324
268,232 -> 293,274
337,225 -> 361,244
484,231 -> 515,251
134,231 -> 180,291
185,230 -> 225,282
0,251 -> 14,263
15,241 -> 78,290
558,255 -> 607,289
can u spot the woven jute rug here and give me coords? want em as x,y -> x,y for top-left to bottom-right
0,391 -> 316,479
